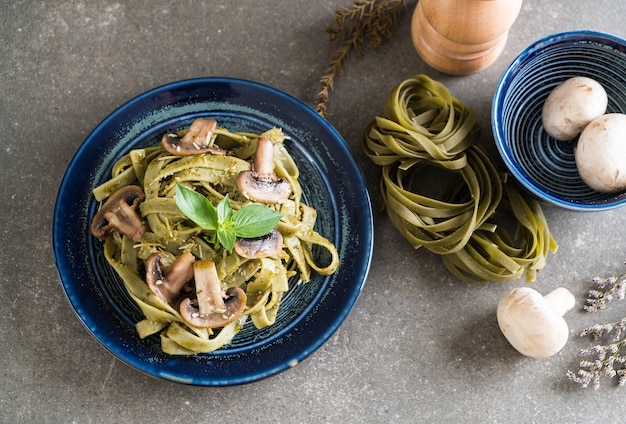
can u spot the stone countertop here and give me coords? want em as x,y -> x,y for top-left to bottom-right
2,1 -> 626,423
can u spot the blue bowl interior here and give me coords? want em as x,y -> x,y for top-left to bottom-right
493,31 -> 626,211
53,77 -> 373,386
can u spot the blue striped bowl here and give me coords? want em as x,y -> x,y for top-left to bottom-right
492,31 -> 626,211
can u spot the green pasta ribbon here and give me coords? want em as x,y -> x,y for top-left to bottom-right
363,74 -> 557,283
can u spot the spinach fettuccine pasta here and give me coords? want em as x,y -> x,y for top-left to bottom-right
90,120 -> 339,355
363,74 -> 557,283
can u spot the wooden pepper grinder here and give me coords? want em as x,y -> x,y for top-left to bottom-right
411,0 -> 523,75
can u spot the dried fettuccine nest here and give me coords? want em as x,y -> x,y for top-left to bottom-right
363,74 -> 557,283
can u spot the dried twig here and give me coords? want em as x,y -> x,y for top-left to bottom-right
316,0 -> 409,118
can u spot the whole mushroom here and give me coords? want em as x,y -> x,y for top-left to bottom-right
542,76 -> 608,141
179,260 -> 247,329
236,136 -> 291,204
497,287 -> 575,358
574,113 -> 626,193
90,185 -> 147,242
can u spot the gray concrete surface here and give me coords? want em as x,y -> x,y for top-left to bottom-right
2,1 -> 626,423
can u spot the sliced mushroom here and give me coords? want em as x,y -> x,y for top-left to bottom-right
234,229 -> 283,259
236,137 -> 291,203
161,118 -> 226,156
145,251 -> 196,306
90,185 -> 146,242
179,260 -> 247,329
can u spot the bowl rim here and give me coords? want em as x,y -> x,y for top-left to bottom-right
492,30 -> 626,211
52,76 -> 374,386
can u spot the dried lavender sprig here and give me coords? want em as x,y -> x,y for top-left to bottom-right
569,318 -> 626,388
583,264 -> 626,312
570,261 -> 626,389
580,317 -> 626,341
567,338 -> 626,389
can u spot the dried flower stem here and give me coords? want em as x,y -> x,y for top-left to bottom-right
316,0 -> 409,118
568,319 -> 626,389
568,261 -> 626,389
583,269 -> 626,312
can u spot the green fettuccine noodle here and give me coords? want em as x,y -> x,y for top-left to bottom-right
95,125 -> 339,354
363,74 -> 557,283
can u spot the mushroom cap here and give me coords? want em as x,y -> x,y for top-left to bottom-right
497,287 -> 574,358
234,229 -> 283,259
574,113 -> 626,193
90,185 -> 146,241
180,287 -> 246,329
161,118 -> 225,156
179,260 -> 247,329
145,251 -> 195,305
541,76 -> 608,141
236,171 -> 291,204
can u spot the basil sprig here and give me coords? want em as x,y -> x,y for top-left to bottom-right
175,182 -> 282,252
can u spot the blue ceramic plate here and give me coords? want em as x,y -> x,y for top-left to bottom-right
53,77 -> 373,386
492,30 -> 626,211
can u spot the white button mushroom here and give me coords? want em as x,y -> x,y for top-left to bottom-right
574,113 -> 626,193
497,287 -> 575,358
542,76 -> 608,141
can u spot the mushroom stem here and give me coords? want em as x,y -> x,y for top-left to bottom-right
184,117 -> 217,150
252,137 -> 277,177
543,287 -> 576,316
194,260 -> 227,315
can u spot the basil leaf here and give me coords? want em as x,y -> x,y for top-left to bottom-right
233,204 -> 282,238
217,195 -> 233,225
175,183 -> 218,230
217,226 -> 236,252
